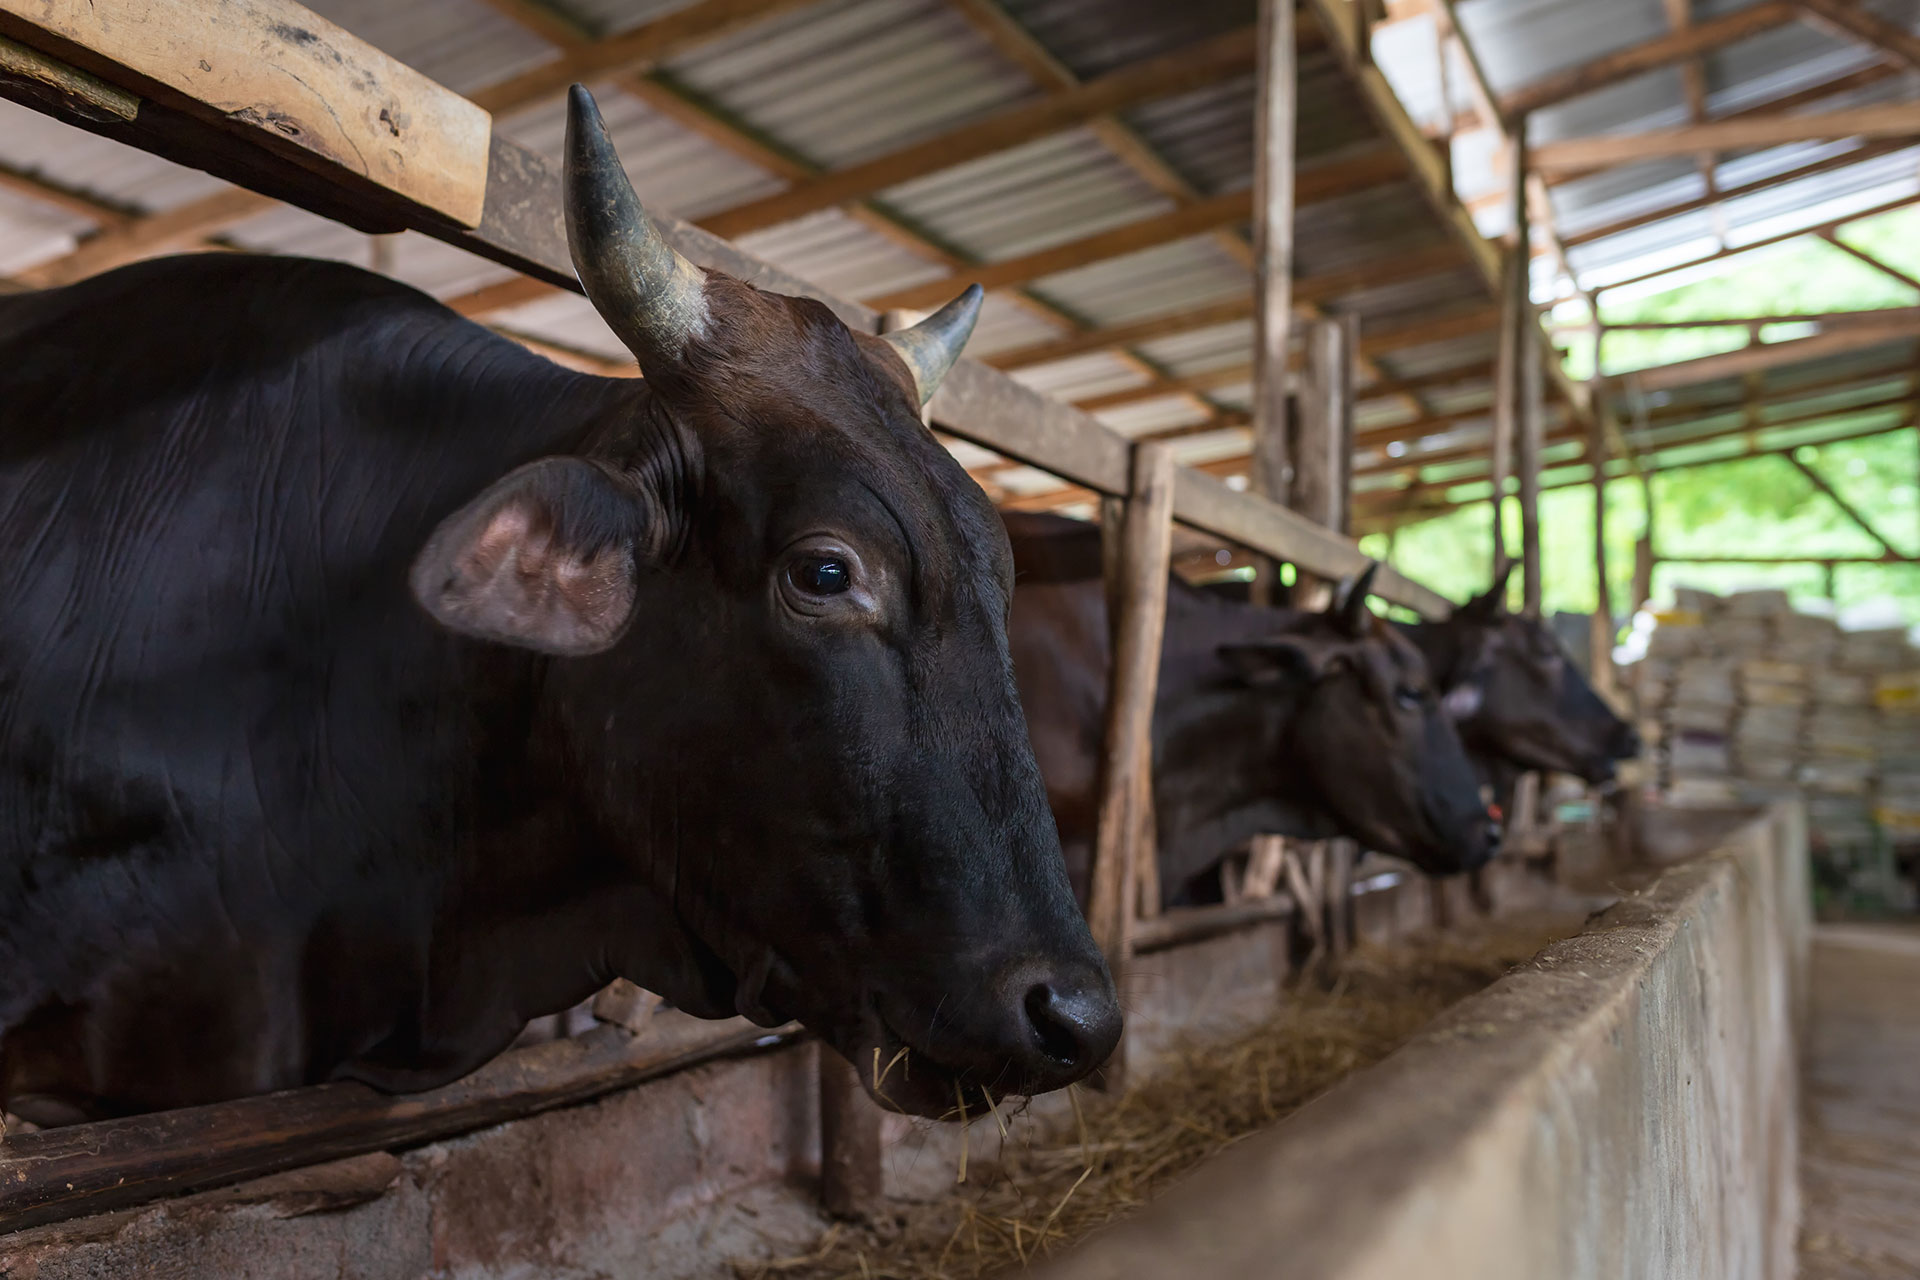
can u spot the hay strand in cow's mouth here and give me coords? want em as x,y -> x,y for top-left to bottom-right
734,912 -> 1577,1280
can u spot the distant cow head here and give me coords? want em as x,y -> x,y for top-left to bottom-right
1216,566 -> 1499,875
408,88 -> 1118,1117
1426,566 -> 1640,785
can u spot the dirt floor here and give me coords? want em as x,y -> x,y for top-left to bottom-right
1798,923 -> 1920,1280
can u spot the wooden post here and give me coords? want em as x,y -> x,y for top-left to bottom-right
818,1052 -> 884,1219
1088,442 -> 1178,1064
1588,406 -> 1615,693
1489,122 -> 1520,583
1291,316 -> 1355,605
1512,122 -> 1544,616
1249,0 -> 1296,605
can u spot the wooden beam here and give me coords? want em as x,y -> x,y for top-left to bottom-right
1562,138 -> 1911,248
1787,453 -> 1904,555
466,0 -> 819,116
1531,105 -> 1920,174
984,297 -> 1256,370
1630,323 -> 1920,391
864,190 -> 1254,312
1596,191 -> 1920,296
1818,231 -> 1920,294
1793,0 -> 1920,74
618,71 -> 1204,414
694,27 -> 1259,241
1499,1 -> 1798,117
467,0 -> 597,49
0,1017 -> 799,1234
0,158 -> 132,228
1554,304 -> 1920,333
1250,0 -> 1297,605
0,0 -> 491,227
14,186 -> 273,287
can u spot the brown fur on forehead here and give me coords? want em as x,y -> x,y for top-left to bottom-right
674,272 -> 1011,603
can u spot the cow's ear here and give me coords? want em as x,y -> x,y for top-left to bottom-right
410,457 -> 655,656
1217,635 -> 1340,688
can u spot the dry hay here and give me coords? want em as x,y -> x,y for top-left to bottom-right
739,912 -> 1581,1280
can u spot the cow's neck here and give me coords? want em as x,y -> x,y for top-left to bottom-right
1150,592 -> 1337,894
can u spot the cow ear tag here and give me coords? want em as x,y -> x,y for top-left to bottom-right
411,457 -> 645,656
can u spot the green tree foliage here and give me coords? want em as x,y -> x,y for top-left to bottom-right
1379,209 -> 1920,625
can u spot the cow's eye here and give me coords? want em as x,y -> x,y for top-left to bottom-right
790,556 -> 851,596
1395,685 -> 1424,710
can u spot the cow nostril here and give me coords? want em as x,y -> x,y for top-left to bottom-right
1024,983 -> 1087,1068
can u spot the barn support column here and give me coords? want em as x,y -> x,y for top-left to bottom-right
1288,313 -> 1359,960
1249,0 -> 1296,606
1512,121 -> 1544,616
1089,441 -> 1177,1089
1489,119 -> 1532,588
1589,407 -> 1616,696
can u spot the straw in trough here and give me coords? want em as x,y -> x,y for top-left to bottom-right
737,912 -> 1580,1280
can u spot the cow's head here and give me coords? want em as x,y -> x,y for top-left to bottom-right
408,88 -> 1118,1117
1431,566 -> 1640,785
1216,566 -> 1498,875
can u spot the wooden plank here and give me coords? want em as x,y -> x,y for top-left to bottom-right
0,0 -> 493,227
0,1018 -> 800,1234
1818,232 -> 1920,293
1250,0 -> 1296,606
1291,316 -> 1347,600
1499,1 -> 1798,117
1531,105 -> 1920,174
1088,443 -> 1177,988
1588,407 -> 1615,691
695,27 -> 1259,241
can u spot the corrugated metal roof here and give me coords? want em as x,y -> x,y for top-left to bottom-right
668,0 -> 1039,168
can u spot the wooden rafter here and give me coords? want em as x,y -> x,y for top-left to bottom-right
1499,1 -> 1798,117
1562,137 -> 1911,249
466,0 -> 820,116
1788,453 -> 1903,555
1818,231 -> 1920,293
613,72 -> 1207,413
1531,105 -> 1920,174
694,27 -> 1260,241
1793,0 -> 1920,73
14,187 -> 274,288
1596,191 -> 1920,297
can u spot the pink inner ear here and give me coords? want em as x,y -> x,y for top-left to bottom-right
464,504 -> 538,580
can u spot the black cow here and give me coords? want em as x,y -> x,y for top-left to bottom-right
0,89 -> 1117,1125
1004,512 -> 1497,907
1396,565 -> 1640,812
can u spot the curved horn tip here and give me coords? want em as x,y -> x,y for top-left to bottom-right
882,284 -> 985,406
563,84 -> 710,371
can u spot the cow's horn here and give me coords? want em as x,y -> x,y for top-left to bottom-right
1334,561 -> 1381,637
564,85 -> 709,371
882,285 -> 984,405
